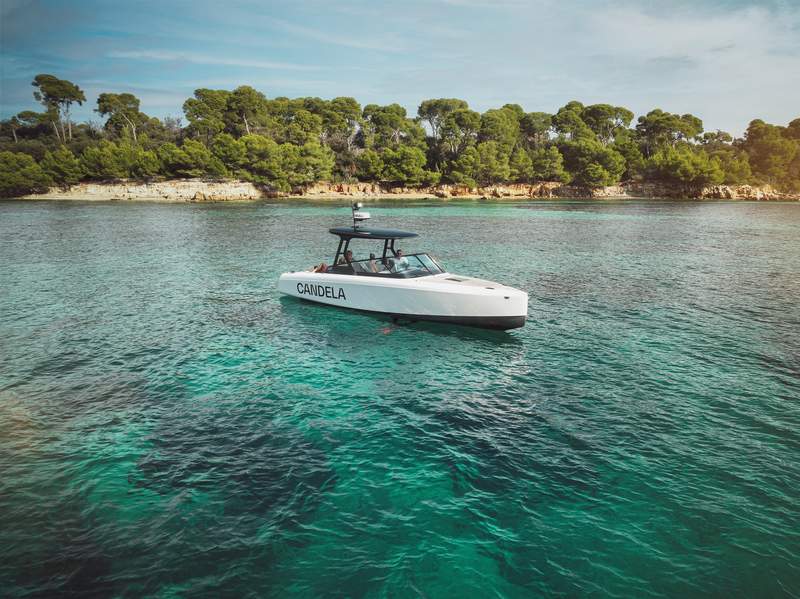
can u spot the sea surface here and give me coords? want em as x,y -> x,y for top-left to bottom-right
1,199 -> 799,598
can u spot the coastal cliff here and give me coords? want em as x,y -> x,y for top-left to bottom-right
21,180 -> 265,202
305,182 -> 794,201
20,180 -> 799,202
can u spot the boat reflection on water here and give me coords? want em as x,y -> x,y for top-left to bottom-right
277,294 -> 523,347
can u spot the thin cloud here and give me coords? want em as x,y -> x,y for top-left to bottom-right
267,17 -> 404,52
646,55 -> 697,70
437,0 -> 529,7
107,50 -> 320,71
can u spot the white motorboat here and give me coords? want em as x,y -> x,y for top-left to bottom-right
277,204 -> 528,330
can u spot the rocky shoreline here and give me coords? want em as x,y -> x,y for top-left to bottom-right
18,179 -> 799,202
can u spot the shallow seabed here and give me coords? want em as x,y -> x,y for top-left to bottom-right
1,200 -> 799,598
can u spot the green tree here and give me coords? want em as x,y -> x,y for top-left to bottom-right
319,97 -> 362,152
272,141 -> 334,189
501,103 -> 525,122
180,139 -> 227,178
156,142 -> 197,178
581,104 -> 634,145
241,134 -> 284,186
741,119 -> 798,186
0,151 -> 52,196
520,112 -> 552,150
381,146 -> 432,185
711,149 -> 752,184
560,139 -> 626,186
16,110 -> 44,128
156,143 -> 187,178
699,130 -> 734,148
225,85 -> 268,136
612,130 -> 645,180
4,139 -> 49,161
40,146 -> 83,185
362,104 -> 425,150
418,100 -> 472,172
263,96 -> 294,137
447,146 -> 479,187
183,89 -> 231,143
440,109 -> 481,159
211,133 -> 247,173
530,147 -> 570,183
646,146 -> 724,188
134,149 -> 160,179
552,101 -> 594,141
635,109 -> 704,156
32,74 -> 86,142
12,110 -> 47,139
478,108 -> 520,154
681,114 -> 704,140
2,116 -> 22,143
116,138 -> 160,179
785,118 -> 800,141
296,141 -> 335,184
355,149 -> 384,181
96,93 -> 148,142
281,109 -> 324,146
132,116 -> 182,149
475,141 -> 510,184
418,98 -> 469,141
509,146 -> 533,182
696,129 -> 750,184
783,120 -> 800,191
81,141 -> 127,179
276,144 -> 303,189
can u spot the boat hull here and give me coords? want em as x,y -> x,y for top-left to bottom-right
278,271 -> 528,330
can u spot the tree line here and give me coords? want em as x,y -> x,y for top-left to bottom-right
1,73 -> 799,197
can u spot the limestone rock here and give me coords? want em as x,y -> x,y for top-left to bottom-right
20,178 -> 800,202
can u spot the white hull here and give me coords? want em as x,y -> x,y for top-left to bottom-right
278,271 -> 528,330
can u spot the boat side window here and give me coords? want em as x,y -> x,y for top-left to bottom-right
417,253 -> 444,274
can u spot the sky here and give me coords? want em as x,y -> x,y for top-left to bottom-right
1,0 -> 799,136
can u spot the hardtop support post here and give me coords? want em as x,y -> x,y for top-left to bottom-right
333,237 -> 344,266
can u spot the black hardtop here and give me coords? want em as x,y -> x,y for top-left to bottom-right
329,226 -> 418,240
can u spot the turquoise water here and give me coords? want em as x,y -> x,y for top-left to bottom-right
1,199 -> 799,598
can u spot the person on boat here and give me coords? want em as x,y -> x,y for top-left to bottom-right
337,250 -> 354,265
311,262 -> 328,273
394,249 -> 409,272
368,253 -> 379,273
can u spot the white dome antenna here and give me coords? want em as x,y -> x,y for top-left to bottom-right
352,202 -> 370,229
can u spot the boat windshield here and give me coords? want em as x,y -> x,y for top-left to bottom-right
330,252 -> 445,278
